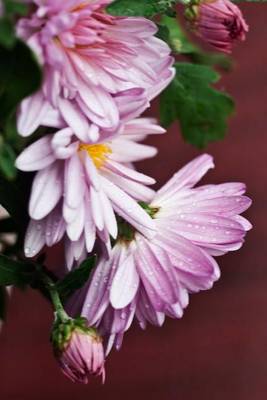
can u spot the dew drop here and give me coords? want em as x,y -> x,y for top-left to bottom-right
120,312 -> 126,320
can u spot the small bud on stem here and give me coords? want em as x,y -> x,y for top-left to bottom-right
52,317 -> 105,384
42,272 -> 105,384
186,0 -> 249,53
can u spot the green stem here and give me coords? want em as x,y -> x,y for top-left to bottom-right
41,273 -> 68,323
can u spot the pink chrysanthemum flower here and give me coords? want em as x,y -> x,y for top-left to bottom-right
16,118 -> 164,266
67,154 -> 252,351
187,0 -> 248,54
16,0 -> 174,139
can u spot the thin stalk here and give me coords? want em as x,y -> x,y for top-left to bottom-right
41,273 -> 68,323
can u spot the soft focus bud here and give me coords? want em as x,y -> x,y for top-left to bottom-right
186,0 -> 249,53
52,317 -> 105,384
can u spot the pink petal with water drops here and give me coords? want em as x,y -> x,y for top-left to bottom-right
110,251 -> 139,309
29,162 -> 63,219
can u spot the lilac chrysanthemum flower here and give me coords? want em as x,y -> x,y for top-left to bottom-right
16,118 -> 164,267
16,0 -> 174,139
67,154 -> 252,352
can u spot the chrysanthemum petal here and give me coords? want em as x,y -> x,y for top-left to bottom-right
29,163 -> 63,219
110,252 -> 139,309
16,135 -> 55,171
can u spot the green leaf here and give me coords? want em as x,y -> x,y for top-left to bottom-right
160,63 -> 234,147
156,23 -> 170,43
0,17 -> 15,48
0,254 -> 35,286
4,0 -> 28,16
0,137 -> 17,180
0,1 -> 28,49
107,0 -> 177,18
0,39 -> 42,121
160,15 -> 196,54
56,256 -> 96,302
107,0 -> 157,17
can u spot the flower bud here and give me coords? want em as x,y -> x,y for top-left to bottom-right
186,0 -> 249,53
51,317 -> 105,384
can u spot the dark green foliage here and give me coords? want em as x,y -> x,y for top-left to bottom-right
107,0 -> 177,17
0,40 -> 42,121
160,63 -> 234,147
0,254 -> 35,286
56,256 -> 97,303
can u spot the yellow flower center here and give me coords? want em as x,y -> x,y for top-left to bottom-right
78,143 -> 112,168
71,1 -> 93,12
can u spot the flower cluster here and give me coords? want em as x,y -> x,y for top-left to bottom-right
15,0 -> 251,384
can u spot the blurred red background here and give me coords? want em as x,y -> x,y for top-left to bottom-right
1,5 -> 267,400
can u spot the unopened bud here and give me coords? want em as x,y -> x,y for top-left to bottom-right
186,0 -> 248,54
52,317 -> 105,384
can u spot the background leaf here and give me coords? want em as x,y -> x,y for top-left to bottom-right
107,0 -> 177,17
0,39 -> 42,121
4,0 -> 28,16
56,256 -> 97,303
0,254 -> 35,286
160,63 -> 235,147
0,138 -> 17,180
0,17 -> 15,48
0,1 -> 28,49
